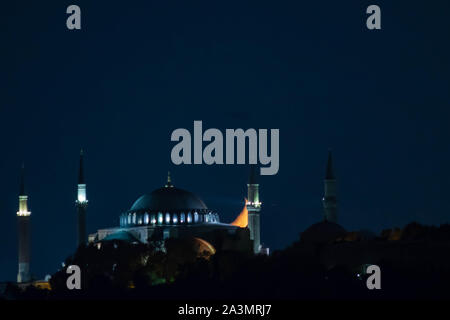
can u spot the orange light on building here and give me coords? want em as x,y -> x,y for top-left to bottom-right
230,198 -> 248,228
32,280 -> 52,290
193,237 -> 216,258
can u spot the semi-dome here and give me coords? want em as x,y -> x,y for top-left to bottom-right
131,187 -> 208,211
102,230 -> 139,243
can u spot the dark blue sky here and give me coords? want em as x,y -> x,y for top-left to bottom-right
1,1 -> 450,281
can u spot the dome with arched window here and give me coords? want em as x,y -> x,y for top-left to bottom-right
119,181 -> 220,228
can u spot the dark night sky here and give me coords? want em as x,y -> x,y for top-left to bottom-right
1,1 -> 450,281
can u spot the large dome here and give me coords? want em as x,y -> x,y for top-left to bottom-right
130,187 -> 208,211
300,221 -> 347,245
120,182 -> 219,228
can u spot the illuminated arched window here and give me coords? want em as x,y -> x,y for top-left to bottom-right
132,213 -> 137,225
144,213 -> 149,225
151,214 -> 156,224
187,212 -> 192,223
158,212 -> 163,224
194,212 -> 199,223
173,214 -> 178,224
165,213 -> 171,224
180,212 -> 185,223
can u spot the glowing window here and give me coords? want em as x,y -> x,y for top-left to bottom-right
158,212 -> 163,224
151,214 -> 156,224
180,213 -> 185,223
165,213 -> 171,224
173,214 -> 178,224
187,212 -> 192,223
132,213 -> 136,224
194,212 -> 199,223
163,229 -> 170,240
144,213 -> 149,224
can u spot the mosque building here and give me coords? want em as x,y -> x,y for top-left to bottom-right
88,171 -> 255,253
13,150 -> 341,284
71,150 -> 261,254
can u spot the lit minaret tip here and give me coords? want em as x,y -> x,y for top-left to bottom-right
17,163 -> 31,283
77,149 -> 87,203
322,150 -> 338,223
76,149 -> 88,246
17,164 -> 31,217
247,165 -> 261,254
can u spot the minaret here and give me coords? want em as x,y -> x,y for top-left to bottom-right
76,149 -> 88,247
322,150 -> 338,223
165,171 -> 173,188
17,164 -> 31,283
246,165 -> 261,254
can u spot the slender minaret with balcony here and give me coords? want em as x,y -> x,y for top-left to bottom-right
76,149 -> 88,247
165,171 -> 173,188
322,151 -> 338,223
17,164 -> 31,283
246,165 -> 261,254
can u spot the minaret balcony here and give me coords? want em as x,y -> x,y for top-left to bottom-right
247,201 -> 262,208
75,199 -> 88,207
17,211 -> 31,217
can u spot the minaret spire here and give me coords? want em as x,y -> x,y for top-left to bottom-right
76,149 -> 88,247
248,164 -> 257,185
325,150 -> 334,180
17,163 -> 31,283
78,149 -> 85,184
322,150 -> 338,223
165,171 -> 173,188
246,165 -> 262,254
19,162 -> 25,196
